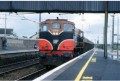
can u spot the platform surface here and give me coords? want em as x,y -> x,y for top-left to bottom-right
0,49 -> 38,54
35,49 -> 120,81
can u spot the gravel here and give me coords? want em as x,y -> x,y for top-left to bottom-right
0,64 -> 44,80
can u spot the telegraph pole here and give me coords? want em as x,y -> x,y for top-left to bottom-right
39,13 -> 41,38
117,15 -> 119,60
4,14 -> 7,38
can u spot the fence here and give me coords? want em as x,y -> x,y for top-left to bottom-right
0,36 -> 38,50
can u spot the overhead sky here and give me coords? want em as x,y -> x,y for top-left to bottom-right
0,12 -> 119,44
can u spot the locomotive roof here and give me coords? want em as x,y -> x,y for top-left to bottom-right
84,37 -> 94,44
46,19 -> 67,21
41,19 -> 74,25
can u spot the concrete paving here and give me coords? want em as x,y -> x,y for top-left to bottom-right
45,49 -> 120,80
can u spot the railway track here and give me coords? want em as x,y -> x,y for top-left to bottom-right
0,61 -> 47,80
0,50 -> 39,66
0,58 -> 39,68
16,68 -> 47,80
0,58 -> 39,76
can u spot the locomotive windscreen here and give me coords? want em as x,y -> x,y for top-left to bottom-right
63,24 -> 74,32
52,23 -> 60,29
40,24 -> 49,31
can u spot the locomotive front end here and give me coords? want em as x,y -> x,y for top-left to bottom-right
38,19 -> 75,66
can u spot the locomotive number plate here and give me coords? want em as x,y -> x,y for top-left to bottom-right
53,39 -> 59,44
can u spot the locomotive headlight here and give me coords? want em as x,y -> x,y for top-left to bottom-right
55,33 -> 56,35
53,32 -> 55,35
53,32 -> 59,35
56,32 -> 59,35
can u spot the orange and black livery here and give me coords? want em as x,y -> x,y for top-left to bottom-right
38,18 -> 94,67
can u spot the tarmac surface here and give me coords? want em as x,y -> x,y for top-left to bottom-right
42,49 -> 120,80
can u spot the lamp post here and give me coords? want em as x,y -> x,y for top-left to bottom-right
111,14 -> 115,51
4,14 -> 7,38
81,14 -> 85,31
116,15 -> 119,60
39,14 -> 41,38
108,26 -> 112,50
0,14 -> 7,37
97,36 -> 99,47
80,14 -> 91,34
95,39 -> 96,48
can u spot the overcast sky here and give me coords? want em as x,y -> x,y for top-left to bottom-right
0,12 -> 119,44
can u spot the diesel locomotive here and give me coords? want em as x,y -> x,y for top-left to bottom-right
38,18 -> 94,67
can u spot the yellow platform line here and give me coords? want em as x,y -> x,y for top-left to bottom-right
74,50 -> 96,81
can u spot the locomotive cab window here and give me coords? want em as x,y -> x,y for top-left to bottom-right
52,23 -> 60,29
63,24 -> 74,32
41,24 -> 49,31
80,33 -> 83,37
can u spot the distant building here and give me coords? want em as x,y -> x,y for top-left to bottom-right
30,32 -> 39,39
0,28 -> 17,38
0,28 -> 13,34
113,43 -> 120,50
22,36 -> 28,38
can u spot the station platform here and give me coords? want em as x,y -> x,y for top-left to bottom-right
0,49 -> 38,54
34,49 -> 120,81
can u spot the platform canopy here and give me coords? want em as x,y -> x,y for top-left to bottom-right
0,1 -> 120,13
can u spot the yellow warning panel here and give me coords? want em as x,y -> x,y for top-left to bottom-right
81,80 -> 92,81
82,76 -> 93,79
91,58 -> 96,62
82,76 -> 93,81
